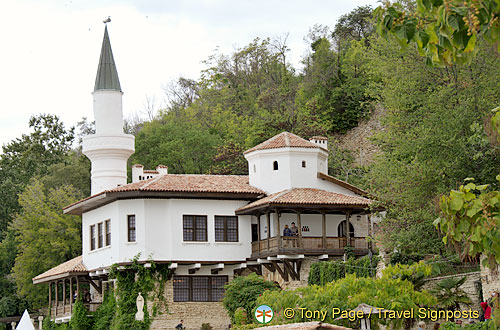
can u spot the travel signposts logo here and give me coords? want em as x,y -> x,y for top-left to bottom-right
255,304 -> 274,324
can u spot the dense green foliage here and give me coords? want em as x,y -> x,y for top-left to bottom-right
11,179 -> 83,309
365,34 -> 500,258
308,255 -> 379,285
441,321 -> 494,330
69,299 -> 94,330
108,258 -> 171,330
0,115 -> 88,320
256,272 -> 436,329
222,273 -> 280,324
375,0 -> 500,66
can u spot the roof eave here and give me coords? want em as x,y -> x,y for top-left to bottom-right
32,271 -> 89,285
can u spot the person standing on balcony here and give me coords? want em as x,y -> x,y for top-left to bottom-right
291,222 -> 298,236
291,222 -> 299,247
283,225 -> 292,236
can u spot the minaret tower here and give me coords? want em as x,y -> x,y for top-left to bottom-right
83,25 -> 135,195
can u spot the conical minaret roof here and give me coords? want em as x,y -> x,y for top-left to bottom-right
94,25 -> 121,92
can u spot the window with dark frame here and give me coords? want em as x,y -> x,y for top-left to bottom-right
302,160 -> 306,168
273,160 -> 279,170
183,215 -> 207,241
105,220 -> 111,246
173,276 -> 228,302
98,222 -> 103,248
215,216 -> 238,242
90,225 -> 95,251
128,215 -> 136,242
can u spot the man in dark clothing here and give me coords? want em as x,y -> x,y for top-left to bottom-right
175,320 -> 185,329
283,225 -> 292,237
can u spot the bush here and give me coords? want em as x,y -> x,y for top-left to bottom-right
93,292 -> 116,330
441,321 -> 494,330
222,273 -> 280,324
234,307 -> 247,325
201,323 -> 213,330
308,255 -> 379,285
69,299 -> 93,330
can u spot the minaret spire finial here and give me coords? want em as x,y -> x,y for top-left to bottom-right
103,16 -> 111,24
94,21 -> 121,92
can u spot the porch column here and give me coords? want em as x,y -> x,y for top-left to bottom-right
76,277 -> 80,301
296,211 -> 303,248
276,209 -> 281,249
63,279 -> 66,307
257,214 -> 261,255
266,212 -> 271,250
70,277 -> 73,313
55,281 -> 58,316
48,282 -> 52,310
322,212 -> 326,249
345,212 -> 351,246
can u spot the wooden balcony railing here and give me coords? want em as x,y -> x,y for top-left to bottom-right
251,236 -> 368,257
49,302 -> 101,319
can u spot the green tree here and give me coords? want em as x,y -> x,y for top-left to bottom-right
10,179 -> 82,308
0,114 -> 74,234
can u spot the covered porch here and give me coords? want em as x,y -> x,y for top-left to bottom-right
236,188 -> 379,260
32,256 -> 104,322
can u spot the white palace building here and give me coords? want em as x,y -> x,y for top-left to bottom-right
32,27 -> 382,329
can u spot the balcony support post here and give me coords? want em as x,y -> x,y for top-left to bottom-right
266,212 -> 271,251
276,209 -> 281,250
322,212 -> 326,249
257,214 -> 261,255
296,211 -> 303,248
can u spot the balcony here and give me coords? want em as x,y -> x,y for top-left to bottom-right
251,236 -> 369,258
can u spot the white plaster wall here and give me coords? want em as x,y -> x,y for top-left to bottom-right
82,202 -> 120,270
246,148 -> 328,194
257,213 -> 369,239
82,198 -> 253,270
166,199 -> 252,261
245,147 -> 358,197
92,90 -> 124,135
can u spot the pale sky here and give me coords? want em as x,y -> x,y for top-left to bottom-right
0,0 -> 378,150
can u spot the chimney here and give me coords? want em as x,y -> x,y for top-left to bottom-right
132,164 -> 144,183
156,165 -> 168,175
309,136 -> 328,150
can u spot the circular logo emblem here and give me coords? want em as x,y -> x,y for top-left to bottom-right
255,304 -> 274,324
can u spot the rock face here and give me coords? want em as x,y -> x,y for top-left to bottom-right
334,105 -> 386,167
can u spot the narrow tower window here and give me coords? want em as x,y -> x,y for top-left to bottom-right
302,161 -> 306,168
128,215 -> 136,242
273,161 -> 279,171
253,164 -> 256,173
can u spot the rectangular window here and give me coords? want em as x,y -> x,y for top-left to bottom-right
173,276 -> 228,302
215,216 -> 238,242
128,215 -> 136,242
98,222 -> 103,248
90,225 -> 95,251
105,220 -> 111,246
183,215 -> 207,241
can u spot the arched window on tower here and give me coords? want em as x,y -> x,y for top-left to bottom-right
337,220 -> 355,238
273,161 -> 279,171
302,160 -> 306,168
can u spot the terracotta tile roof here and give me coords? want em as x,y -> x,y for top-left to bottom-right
236,188 -> 372,213
63,174 -> 264,212
110,174 -> 263,194
32,256 -> 87,283
244,132 -> 326,154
